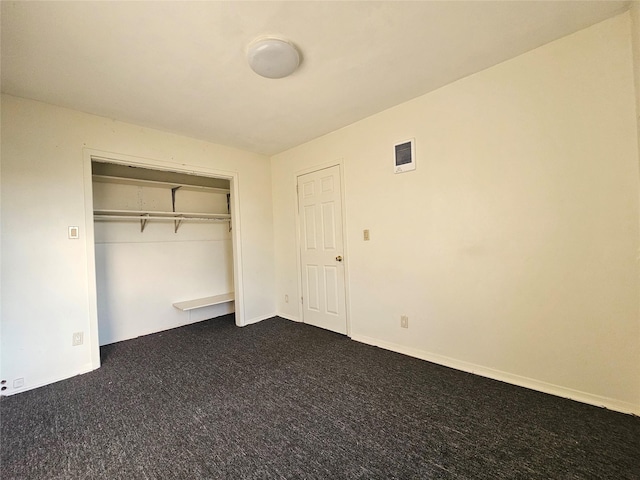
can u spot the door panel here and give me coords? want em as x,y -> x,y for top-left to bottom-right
322,202 -> 336,249
306,265 -> 320,311
298,165 -> 347,334
303,205 -> 317,250
324,266 -> 339,315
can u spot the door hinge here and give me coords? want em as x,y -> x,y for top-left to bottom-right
301,297 -> 303,304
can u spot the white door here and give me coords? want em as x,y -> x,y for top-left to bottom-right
298,165 -> 347,335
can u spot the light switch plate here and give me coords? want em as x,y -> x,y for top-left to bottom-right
68,226 -> 79,239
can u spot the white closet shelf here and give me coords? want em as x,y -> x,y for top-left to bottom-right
172,293 -> 235,311
93,174 -> 230,194
94,209 -> 230,232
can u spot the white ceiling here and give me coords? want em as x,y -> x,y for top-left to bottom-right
1,1 -> 631,156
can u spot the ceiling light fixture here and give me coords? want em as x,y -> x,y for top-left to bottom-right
247,37 -> 300,79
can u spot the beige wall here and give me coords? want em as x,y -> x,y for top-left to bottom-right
272,13 -> 640,413
1,95 -> 275,393
632,3 -> 640,154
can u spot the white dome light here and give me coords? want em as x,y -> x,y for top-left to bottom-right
247,37 -> 300,79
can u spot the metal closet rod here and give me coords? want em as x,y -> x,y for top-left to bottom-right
93,215 -> 229,221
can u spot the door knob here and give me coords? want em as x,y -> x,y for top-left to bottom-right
336,255 -> 343,262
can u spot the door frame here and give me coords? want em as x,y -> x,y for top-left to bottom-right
294,160 -> 351,336
82,148 -> 245,370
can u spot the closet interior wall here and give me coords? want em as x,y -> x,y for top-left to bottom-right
91,162 -> 234,345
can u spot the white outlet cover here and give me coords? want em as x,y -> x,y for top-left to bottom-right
72,332 -> 84,346
13,378 -> 24,388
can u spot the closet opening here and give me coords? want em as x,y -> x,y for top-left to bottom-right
85,156 -> 243,354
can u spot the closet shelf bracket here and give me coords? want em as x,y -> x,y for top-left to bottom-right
172,186 -> 181,233
141,214 -> 150,233
174,217 -> 184,233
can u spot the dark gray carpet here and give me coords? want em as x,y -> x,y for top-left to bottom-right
1,315 -> 639,479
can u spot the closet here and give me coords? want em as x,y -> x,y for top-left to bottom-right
91,161 -> 234,345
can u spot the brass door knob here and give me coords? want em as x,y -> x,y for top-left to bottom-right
336,255 -> 343,262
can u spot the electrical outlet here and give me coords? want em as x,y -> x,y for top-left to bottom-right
285,294 -> 289,303
13,378 -> 24,388
363,229 -> 370,241
400,315 -> 409,329
72,332 -> 84,346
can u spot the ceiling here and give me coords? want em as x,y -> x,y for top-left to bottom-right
1,1 -> 631,156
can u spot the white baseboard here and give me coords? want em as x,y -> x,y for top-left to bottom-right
1,364 -> 96,397
351,334 -> 639,416
240,312 -> 277,327
275,312 -> 301,322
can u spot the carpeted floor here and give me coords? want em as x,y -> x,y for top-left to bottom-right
1,315 -> 639,479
